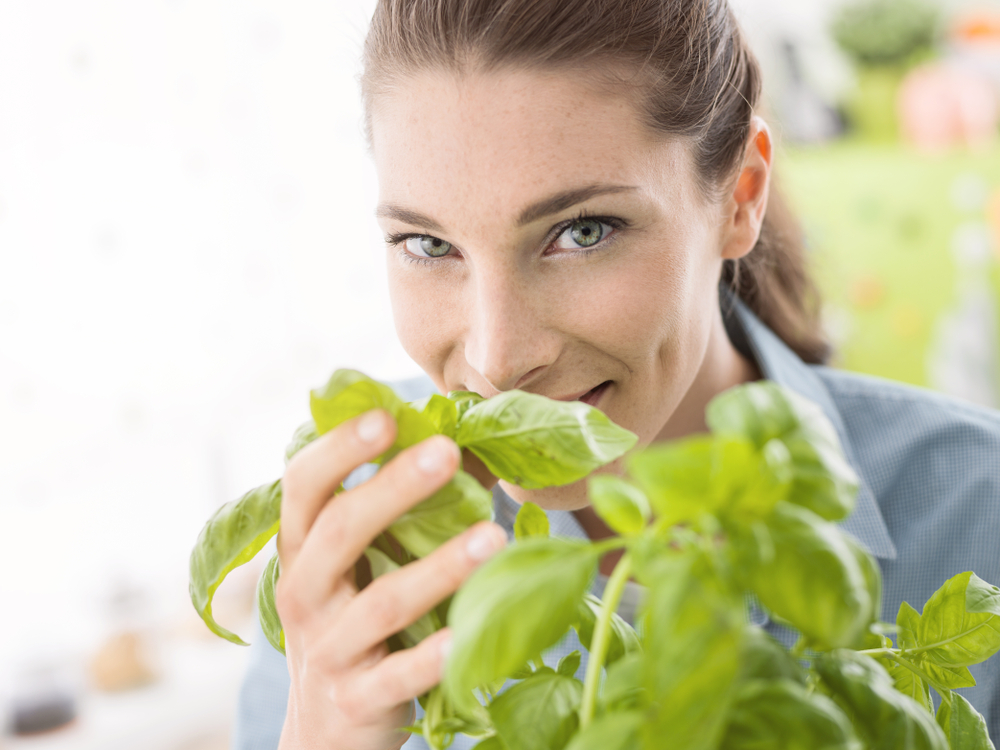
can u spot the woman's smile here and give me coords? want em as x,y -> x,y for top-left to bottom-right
372,66 -> 764,510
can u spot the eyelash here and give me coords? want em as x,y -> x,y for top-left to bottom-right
385,210 -> 626,266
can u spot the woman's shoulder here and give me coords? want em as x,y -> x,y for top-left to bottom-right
813,365 -> 1000,439
810,365 -> 1000,499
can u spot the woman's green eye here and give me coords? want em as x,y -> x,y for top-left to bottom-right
406,236 -> 453,258
554,219 -> 613,251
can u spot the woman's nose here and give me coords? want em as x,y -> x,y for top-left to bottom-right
462,278 -> 561,393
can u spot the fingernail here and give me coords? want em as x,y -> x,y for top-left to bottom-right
356,411 -> 384,443
466,525 -> 504,562
416,436 -> 452,475
440,633 -> 452,663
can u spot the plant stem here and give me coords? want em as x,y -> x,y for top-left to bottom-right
887,652 -> 951,695
579,552 -> 633,729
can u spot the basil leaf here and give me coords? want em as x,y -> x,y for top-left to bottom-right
310,370 -> 436,452
563,711 -> 644,750
706,382 -> 858,522
309,370 -> 398,433
740,626 -> 806,684
412,394 -> 458,439
735,502 -> 871,649
445,538 -> 599,709
886,604 -> 933,710
918,572 -> 1000,668
257,551 -> 284,654
189,479 -> 282,645
284,420 -> 319,464
815,650 -> 949,750
844,533 -> 883,645
719,679 -> 860,750
488,671 -> 583,750
472,737 -> 509,750
556,651 -> 582,678
600,652 -> 646,712
389,469 -> 493,558
449,390 -> 485,421
627,435 -> 785,525
639,552 -> 744,750
587,476 -> 650,536
573,593 -> 640,667
363,546 -> 438,647
514,501 -> 550,540
456,391 -> 637,489
937,693 -> 995,750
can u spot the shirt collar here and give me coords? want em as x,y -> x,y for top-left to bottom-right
723,291 -> 897,560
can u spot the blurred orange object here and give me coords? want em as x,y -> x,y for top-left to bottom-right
89,631 -> 159,692
897,62 -> 999,152
953,11 -> 1000,44
850,274 -> 886,309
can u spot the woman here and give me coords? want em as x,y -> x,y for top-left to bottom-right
233,1 -> 1000,748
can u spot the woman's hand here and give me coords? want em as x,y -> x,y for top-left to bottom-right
275,409 -> 507,750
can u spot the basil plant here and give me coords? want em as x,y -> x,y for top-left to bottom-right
190,372 -> 1000,750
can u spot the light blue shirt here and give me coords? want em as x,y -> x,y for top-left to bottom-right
231,297 -> 1000,748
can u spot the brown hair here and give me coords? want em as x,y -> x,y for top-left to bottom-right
362,0 -> 830,364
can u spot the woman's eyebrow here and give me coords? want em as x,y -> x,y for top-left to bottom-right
516,184 -> 638,226
375,184 -> 637,233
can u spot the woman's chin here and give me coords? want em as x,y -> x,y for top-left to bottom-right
500,480 -> 593,512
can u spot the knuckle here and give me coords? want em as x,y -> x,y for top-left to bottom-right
274,578 -> 306,624
365,586 -> 405,632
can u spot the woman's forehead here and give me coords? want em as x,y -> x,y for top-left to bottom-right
369,67 -> 693,222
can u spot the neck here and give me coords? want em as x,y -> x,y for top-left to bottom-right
654,309 -> 761,442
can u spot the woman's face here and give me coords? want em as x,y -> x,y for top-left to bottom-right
371,67 -> 754,510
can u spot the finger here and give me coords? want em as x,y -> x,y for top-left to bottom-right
284,435 -> 461,611
278,410 -> 396,567
321,522 -> 506,669
352,628 -> 454,715
321,521 -> 507,669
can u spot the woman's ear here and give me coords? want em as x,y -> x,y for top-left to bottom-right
720,116 -> 773,261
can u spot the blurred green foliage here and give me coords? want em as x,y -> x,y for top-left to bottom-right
831,0 -> 940,67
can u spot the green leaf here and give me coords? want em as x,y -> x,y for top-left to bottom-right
514,502 -> 550,540
587,476 -> 650,536
309,370 -> 399,433
706,382 -> 859,522
488,671 -> 583,750
918,572 -> 1000,668
719,679 -> 861,750
389,469 -> 494,558
563,711 -> 643,750
445,538 -> 599,710
257,551 -> 284,654
455,390 -> 637,489
412,394 -> 458,438
600,652 -> 646,712
739,626 -> 806,684
626,434 -> 787,526
815,650 -> 949,750
844,534 -> 883,644
573,593 -> 641,667
557,651 -> 581,678
472,737 -> 509,750
638,552 -> 745,750
284,420 -> 319,464
363,547 -> 438,647
735,502 -> 872,649
309,370 -> 436,454
189,479 -> 282,645
449,390 -> 485,421
937,692 -> 996,750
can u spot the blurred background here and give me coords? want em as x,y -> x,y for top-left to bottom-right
0,0 -> 998,747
